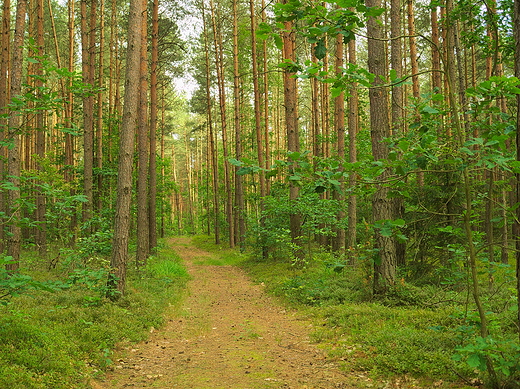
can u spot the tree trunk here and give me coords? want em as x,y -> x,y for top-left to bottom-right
407,0 -> 419,100
201,2 -> 220,244
366,0 -> 396,292
81,0 -> 95,230
6,0 -> 27,272
35,0 -> 47,257
95,0 -> 105,213
210,0 -> 234,247
513,0 -> 520,340
108,0 -> 144,297
347,37 -> 358,265
0,0 -> 10,255
332,33 -> 345,254
280,0 -> 303,261
148,0 -> 159,253
233,0 -> 245,248
136,0 -> 150,267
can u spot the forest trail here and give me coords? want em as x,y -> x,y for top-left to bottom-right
92,236 -> 354,389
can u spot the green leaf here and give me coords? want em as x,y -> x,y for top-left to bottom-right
228,158 -> 243,166
274,34 -> 283,50
467,354 -> 487,371
421,105 -> 439,114
236,167 -> 252,175
331,87 -> 343,98
314,38 -> 327,60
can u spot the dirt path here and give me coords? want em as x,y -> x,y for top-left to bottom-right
93,237 -> 353,388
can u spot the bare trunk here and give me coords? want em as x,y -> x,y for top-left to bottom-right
210,0 -> 234,247
148,0 -> 159,253
0,0 -> 10,254
81,0 -> 95,229
347,37 -> 358,265
136,0 -> 149,267
109,0 -> 144,297
366,0 -> 396,292
233,0 -> 245,248
332,34 -> 345,254
6,0 -> 28,271
281,0 -> 303,261
35,0 -> 47,256
202,3 -> 220,244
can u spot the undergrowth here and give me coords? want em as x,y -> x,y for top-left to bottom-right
0,241 -> 189,389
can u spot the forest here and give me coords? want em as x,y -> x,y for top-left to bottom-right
1,0 -> 520,388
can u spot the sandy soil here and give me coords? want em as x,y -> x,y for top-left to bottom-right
91,237 -> 355,389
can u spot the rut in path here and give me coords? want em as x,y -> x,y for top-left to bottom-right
93,237 -> 353,389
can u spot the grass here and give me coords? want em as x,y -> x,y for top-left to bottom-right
0,241 -> 189,389
191,235 -> 518,388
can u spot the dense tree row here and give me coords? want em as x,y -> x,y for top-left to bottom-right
176,0 -> 520,385
0,0 -> 185,293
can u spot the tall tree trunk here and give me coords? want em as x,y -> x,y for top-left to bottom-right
108,0 -> 144,297
332,33 -> 345,254
149,0 -> 159,253
250,0 -> 268,256
391,0 -> 406,267
35,0 -> 47,256
81,0 -> 95,231
0,0 -> 11,255
202,2 -> 220,244
233,0 -> 245,248
280,0 -> 303,261
366,0 -> 396,292
210,0 -> 234,247
347,37 -> 358,265
136,0 -> 149,267
407,0 -> 419,100
513,0 -> 520,339
6,0 -> 27,272
261,0 -> 270,193
96,0 -> 105,212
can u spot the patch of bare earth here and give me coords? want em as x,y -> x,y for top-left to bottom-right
92,237 -> 356,388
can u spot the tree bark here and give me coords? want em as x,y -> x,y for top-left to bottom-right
513,0 -> 520,340
148,0 -> 159,253
233,0 -> 245,248
210,0 -> 234,247
6,0 -> 27,272
81,0 -> 95,230
366,0 -> 396,292
347,37 -> 358,265
332,33 -> 345,254
136,0 -> 150,267
280,0 -> 303,261
201,2 -> 220,244
35,0 -> 47,257
109,0 -> 144,297
0,0 -> 10,255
